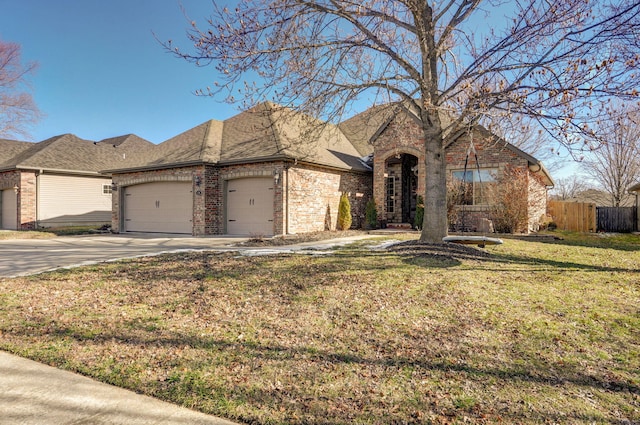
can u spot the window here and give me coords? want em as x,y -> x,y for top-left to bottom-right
103,184 -> 112,195
451,169 -> 496,205
386,176 -> 395,213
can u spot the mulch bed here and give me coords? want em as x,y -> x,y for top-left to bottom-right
386,240 -> 493,261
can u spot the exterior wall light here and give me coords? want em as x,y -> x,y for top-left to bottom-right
13,184 -> 19,194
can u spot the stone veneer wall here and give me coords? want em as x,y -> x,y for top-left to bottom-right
285,164 -> 372,233
527,170 -> 548,231
0,170 -> 37,230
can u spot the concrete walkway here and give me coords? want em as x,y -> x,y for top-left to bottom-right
0,351 -> 239,425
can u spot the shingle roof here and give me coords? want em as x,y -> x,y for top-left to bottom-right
0,139 -> 33,165
221,102 -> 369,170
338,104 -> 398,157
108,102 -> 370,173
0,134 -> 153,174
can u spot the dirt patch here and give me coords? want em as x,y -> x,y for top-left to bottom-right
387,240 -> 493,261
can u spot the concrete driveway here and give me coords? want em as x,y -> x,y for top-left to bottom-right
0,233 -> 248,278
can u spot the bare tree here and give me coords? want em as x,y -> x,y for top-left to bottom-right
0,40 -> 40,139
550,175 -> 591,200
168,0 -> 640,243
488,115 -> 565,174
581,104 -> 640,206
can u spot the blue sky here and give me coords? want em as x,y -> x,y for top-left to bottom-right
0,1 -> 579,180
0,0 -> 236,143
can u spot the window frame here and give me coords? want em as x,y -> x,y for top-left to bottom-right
451,168 -> 497,206
385,176 -> 395,213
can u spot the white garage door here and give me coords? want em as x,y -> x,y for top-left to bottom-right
227,178 -> 274,235
123,182 -> 192,234
1,189 -> 18,230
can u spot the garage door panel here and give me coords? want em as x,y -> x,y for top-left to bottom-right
1,189 -> 17,230
227,178 -> 274,235
123,182 -> 192,234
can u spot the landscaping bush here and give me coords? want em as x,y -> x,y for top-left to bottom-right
414,195 -> 424,230
337,192 -> 352,230
488,164 -> 528,233
365,198 -> 378,229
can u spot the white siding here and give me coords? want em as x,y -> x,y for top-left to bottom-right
1,189 -> 18,230
38,174 -> 112,226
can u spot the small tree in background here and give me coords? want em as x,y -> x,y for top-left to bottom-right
365,198 -> 377,230
337,193 -> 352,230
489,166 -> 529,233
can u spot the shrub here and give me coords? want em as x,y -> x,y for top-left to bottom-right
446,179 -> 465,230
488,165 -> 529,233
337,193 -> 352,230
414,195 -> 424,230
365,198 -> 378,229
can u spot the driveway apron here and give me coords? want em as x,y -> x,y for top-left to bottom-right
0,234 -> 247,278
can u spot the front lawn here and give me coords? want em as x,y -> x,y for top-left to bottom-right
0,234 -> 638,424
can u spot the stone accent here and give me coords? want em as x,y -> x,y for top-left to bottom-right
528,170 -> 549,231
285,164 -> 372,233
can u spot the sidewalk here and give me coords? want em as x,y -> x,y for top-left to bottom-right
0,351 -> 240,425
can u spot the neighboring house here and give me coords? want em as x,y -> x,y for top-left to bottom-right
0,134 -> 153,230
107,102 -> 553,236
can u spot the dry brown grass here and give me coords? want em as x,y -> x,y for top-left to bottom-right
0,234 -> 638,424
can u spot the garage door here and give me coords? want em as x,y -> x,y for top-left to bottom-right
227,178 -> 274,235
1,189 -> 18,230
123,182 -> 192,234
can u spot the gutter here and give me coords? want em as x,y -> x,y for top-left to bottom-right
104,154 -> 371,175
3,165 -> 106,177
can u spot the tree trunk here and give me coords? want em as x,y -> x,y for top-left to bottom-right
419,120 -> 448,243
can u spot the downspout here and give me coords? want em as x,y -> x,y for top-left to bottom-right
35,170 -> 41,228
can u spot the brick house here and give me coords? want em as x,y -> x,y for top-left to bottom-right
107,102 -> 372,236
340,105 -> 554,233
107,102 -> 552,236
0,134 -> 152,230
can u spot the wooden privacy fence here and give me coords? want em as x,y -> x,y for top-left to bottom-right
596,206 -> 638,233
548,201 -> 597,232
